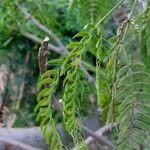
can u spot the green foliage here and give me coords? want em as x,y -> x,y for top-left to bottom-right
95,1 -> 150,149
1,0 -> 148,149
61,31 -> 92,149
98,32 -> 150,149
35,0 -> 150,149
35,65 -> 64,149
69,0 -> 120,24
62,67 -> 87,149
35,29 -> 92,149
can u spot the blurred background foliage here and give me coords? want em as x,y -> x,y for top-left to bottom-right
0,0 -> 149,130
0,0 -> 99,127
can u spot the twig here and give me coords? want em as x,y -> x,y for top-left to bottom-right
38,37 -> 62,112
0,116 -> 100,149
0,137 -> 42,150
14,1 -> 66,51
80,124 -> 114,149
72,123 -> 117,150
96,0 -> 125,26
121,0 -> 138,41
38,37 -> 49,74
22,32 -> 64,54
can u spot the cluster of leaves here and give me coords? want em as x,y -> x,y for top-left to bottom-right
35,66 -> 63,149
1,0 -> 150,149
35,30 -> 93,149
96,29 -> 150,149
35,0 -> 150,149
96,1 -> 150,149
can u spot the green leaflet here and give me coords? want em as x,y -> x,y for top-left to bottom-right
46,59 -> 64,65
67,42 -> 83,49
117,72 -> 150,87
37,88 -> 49,102
37,78 -> 53,90
40,115 -> 50,128
34,98 -> 48,113
70,58 -> 81,66
66,51 -> 81,60
108,36 -> 119,45
116,63 -> 145,78
41,69 -> 58,79
83,23 -> 95,30
60,51 -> 80,76
73,31 -> 89,38
116,82 -> 150,99
36,108 -> 49,122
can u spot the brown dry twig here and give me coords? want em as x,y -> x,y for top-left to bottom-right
0,137 -> 42,150
14,2 -> 66,52
72,123 -> 117,150
38,37 -> 62,112
22,32 -> 64,54
80,124 -> 114,149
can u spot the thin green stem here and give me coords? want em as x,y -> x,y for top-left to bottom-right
122,0 -> 138,41
96,0 -> 125,26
